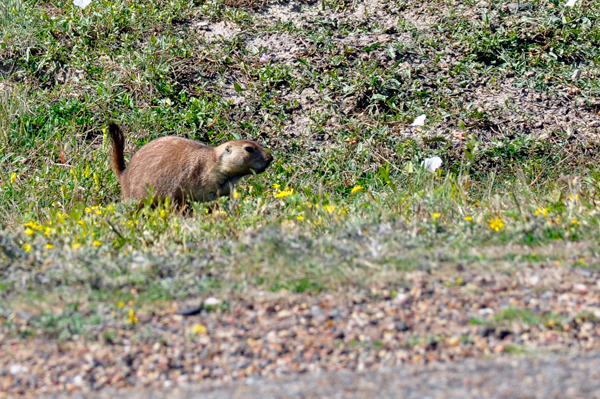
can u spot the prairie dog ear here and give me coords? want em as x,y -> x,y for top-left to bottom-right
225,145 -> 232,153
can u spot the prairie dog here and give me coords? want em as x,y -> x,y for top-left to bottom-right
108,123 -> 273,204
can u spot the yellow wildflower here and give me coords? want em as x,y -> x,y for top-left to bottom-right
273,184 -> 281,189
534,207 -> 550,216
351,185 -> 363,194
572,218 -> 581,226
93,240 -> 102,246
118,301 -> 125,308
10,172 -> 16,184
44,228 -> 56,237
432,213 -> 441,219
72,242 -> 81,250
233,191 -> 240,198
93,173 -> 101,188
489,217 -> 504,231
296,215 -> 304,221
23,244 -> 31,252
25,228 -> 34,236
192,324 -> 207,334
45,243 -> 53,249
464,215 -> 473,221
127,309 -> 138,324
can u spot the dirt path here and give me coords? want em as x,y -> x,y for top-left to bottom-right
55,353 -> 600,399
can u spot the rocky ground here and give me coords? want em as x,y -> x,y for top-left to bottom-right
54,353 -> 600,398
2,261 -> 600,397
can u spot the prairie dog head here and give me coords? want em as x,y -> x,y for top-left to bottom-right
216,140 -> 273,177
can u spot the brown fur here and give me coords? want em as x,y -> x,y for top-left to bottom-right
108,123 -> 273,204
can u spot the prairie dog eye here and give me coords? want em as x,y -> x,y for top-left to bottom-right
244,146 -> 255,153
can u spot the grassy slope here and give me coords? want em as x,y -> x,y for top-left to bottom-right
0,0 -> 600,332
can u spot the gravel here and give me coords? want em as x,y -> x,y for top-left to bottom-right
51,353 -> 600,399
2,262 -> 600,397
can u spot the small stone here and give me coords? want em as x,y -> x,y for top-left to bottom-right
447,336 -> 461,347
9,364 -> 24,375
204,297 -> 221,306
393,293 -> 409,305
311,305 -> 325,318
277,309 -> 293,319
590,121 -> 600,127
507,2 -> 532,11
573,284 -> 588,295
176,305 -> 202,316
478,326 -> 495,338
572,69 -> 582,80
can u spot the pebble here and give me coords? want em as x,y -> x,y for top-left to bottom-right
573,284 -> 588,295
204,297 -> 221,306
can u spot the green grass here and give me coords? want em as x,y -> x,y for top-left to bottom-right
1,0 -> 600,327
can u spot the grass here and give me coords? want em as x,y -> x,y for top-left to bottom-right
1,0 -> 600,336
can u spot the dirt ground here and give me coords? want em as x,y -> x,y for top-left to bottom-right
2,259 -> 600,397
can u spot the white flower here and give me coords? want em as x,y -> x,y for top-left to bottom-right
204,297 -> 221,306
565,0 -> 577,6
73,0 -> 92,8
411,114 -> 427,126
421,156 -> 443,172
259,54 -> 270,63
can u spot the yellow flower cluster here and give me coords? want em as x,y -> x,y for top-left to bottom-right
85,204 -> 113,215
324,205 -> 348,214
489,217 -> 504,231
23,221 -> 56,237
275,188 -> 294,198
127,309 -> 138,325
351,185 -> 363,194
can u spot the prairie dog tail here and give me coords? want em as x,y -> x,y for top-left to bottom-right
108,122 -> 127,179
